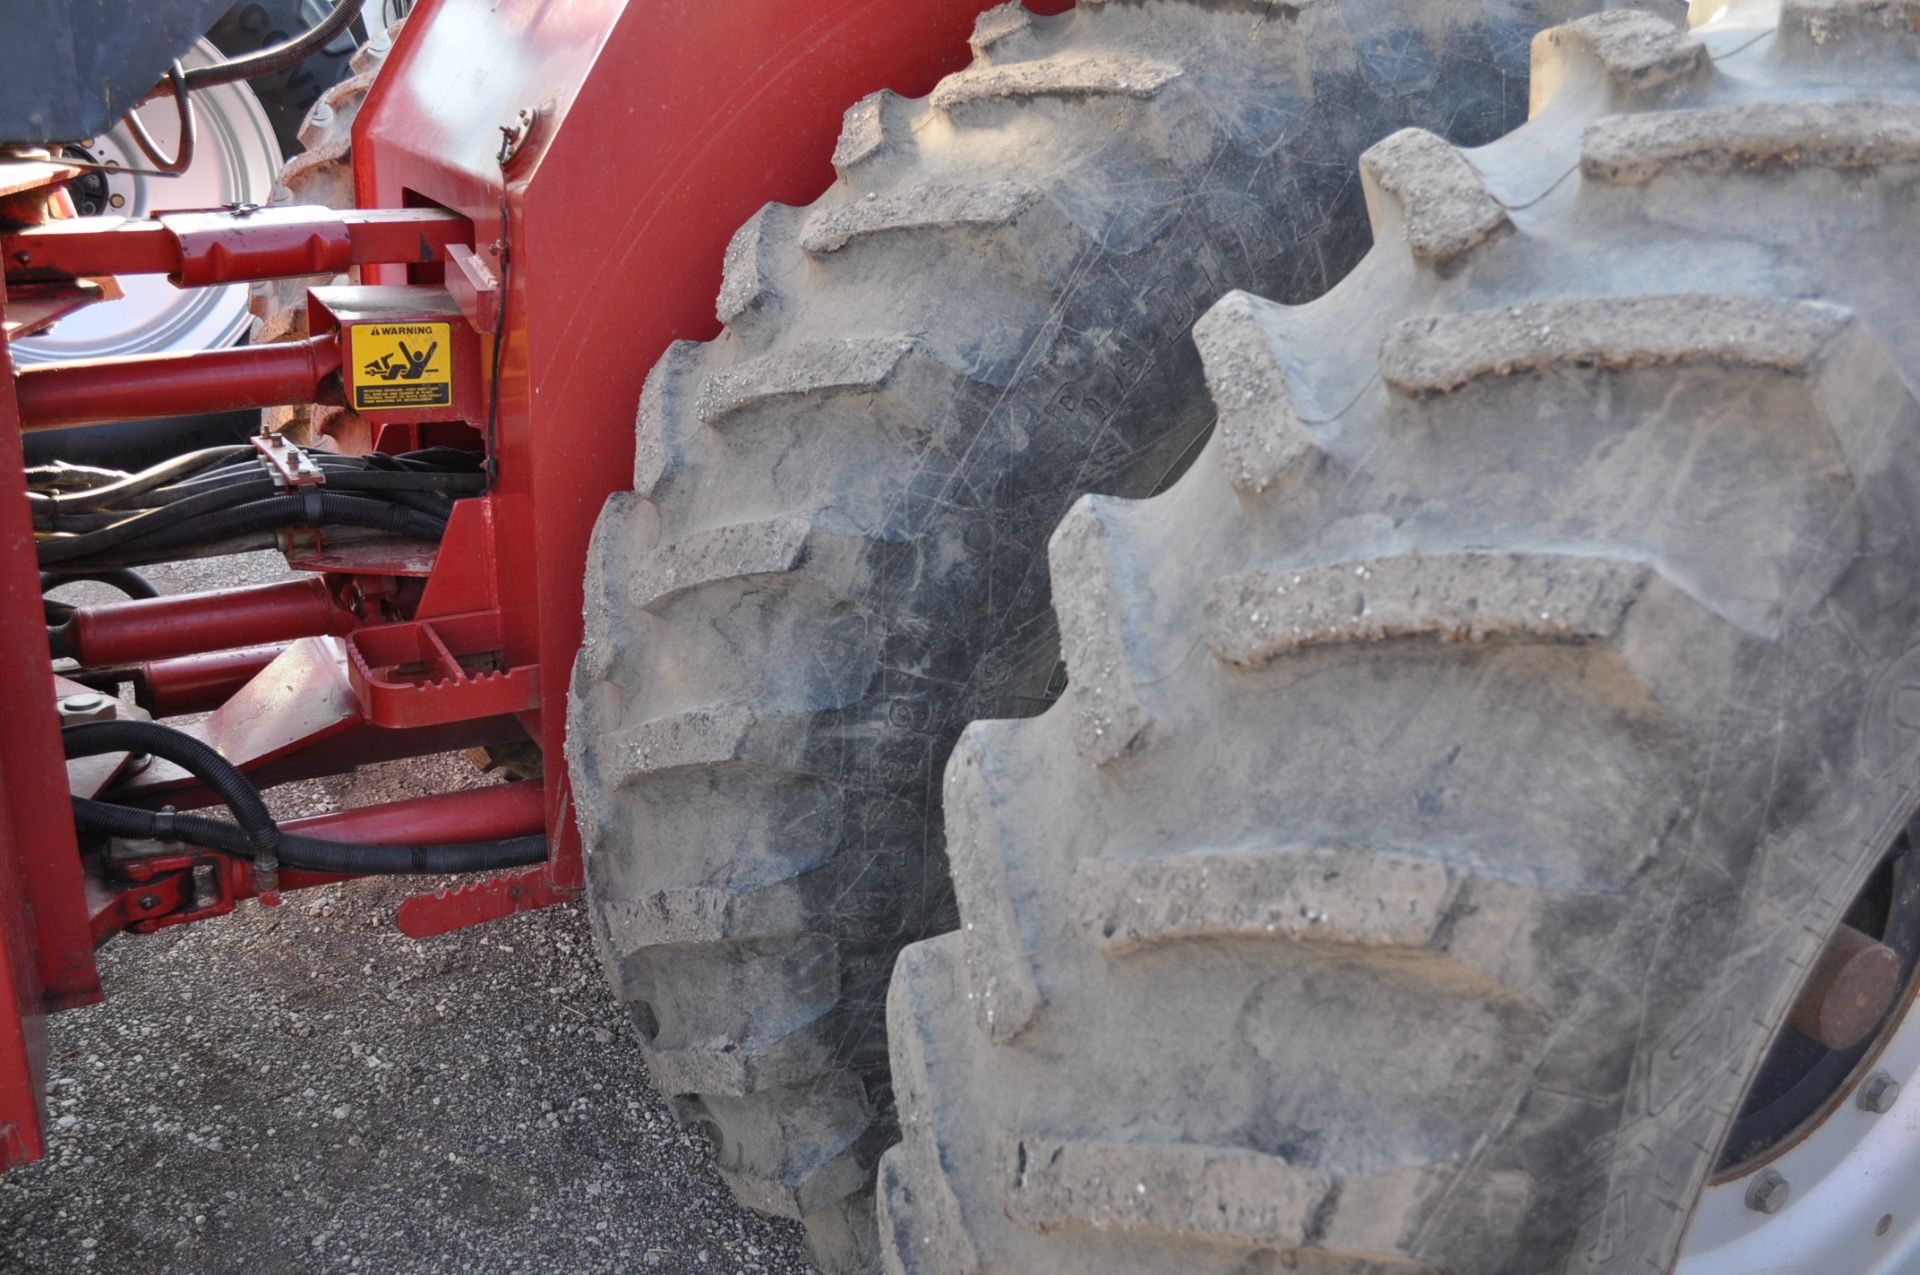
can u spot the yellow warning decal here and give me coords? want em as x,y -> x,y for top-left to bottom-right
351,322 -> 452,411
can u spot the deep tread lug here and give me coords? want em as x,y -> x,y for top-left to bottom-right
1050,497 -> 1152,763
1582,100 -> 1920,184
931,53 -> 1181,120
1194,292 -> 1324,494
1379,294 -> 1852,396
1203,551 -> 1651,668
1360,128 -> 1511,267
1529,9 -> 1702,115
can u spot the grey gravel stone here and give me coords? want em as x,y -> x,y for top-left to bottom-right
11,553 -> 814,1274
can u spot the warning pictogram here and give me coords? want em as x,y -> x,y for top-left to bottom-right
351,322 -> 453,410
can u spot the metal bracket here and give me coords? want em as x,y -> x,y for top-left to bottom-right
395,865 -> 574,939
252,431 -> 324,489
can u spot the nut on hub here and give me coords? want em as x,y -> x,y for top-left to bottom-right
1859,1069 -> 1902,1114
1744,1167 -> 1791,1215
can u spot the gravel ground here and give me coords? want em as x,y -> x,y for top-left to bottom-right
5,554 -> 814,1274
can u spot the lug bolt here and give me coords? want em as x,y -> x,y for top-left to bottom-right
1745,1167 -> 1791,1215
1860,1070 -> 1903,1114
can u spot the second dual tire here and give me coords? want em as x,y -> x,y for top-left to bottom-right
880,4 -> 1920,1272
565,0 -> 1622,1268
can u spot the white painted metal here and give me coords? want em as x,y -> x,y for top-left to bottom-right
13,39 -> 279,366
1676,992 -> 1920,1274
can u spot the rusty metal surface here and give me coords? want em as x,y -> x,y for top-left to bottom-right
1787,922 -> 1904,1052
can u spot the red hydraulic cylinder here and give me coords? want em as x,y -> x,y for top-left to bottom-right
2,207 -> 470,288
135,643 -> 286,717
13,331 -> 340,431
62,579 -> 354,667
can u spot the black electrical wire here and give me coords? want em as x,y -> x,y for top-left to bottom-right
171,0 -> 365,93
71,798 -> 547,875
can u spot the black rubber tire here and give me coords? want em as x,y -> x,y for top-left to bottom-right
207,0 -> 364,157
564,1 -> 1640,1269
879,5 -> 1920,1272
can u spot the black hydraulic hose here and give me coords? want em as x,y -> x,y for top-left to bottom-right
379,489 -> 456,522
149,456 -> 486,505
124,63 -> 195,175
26,461 -> 128,493
328,470 -> 487,494
174,0 -> 365,92
29,446 -> 252,513
42,567 -> 158,625
33,509 -> 133,533
75,492 -> 446,567
70,799 -> 547,876
37,478 -> 279,565
40,569 -> 159,601
62,721 -> 278,863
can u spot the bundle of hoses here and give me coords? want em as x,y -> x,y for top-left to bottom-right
30,444 -> 485,572
64,720 -> 546,884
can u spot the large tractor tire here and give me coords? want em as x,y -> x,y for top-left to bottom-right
250,20 -> 400,438
566,0 -> 1646,1268
879,4 -> 1920,1272
208,0 -> 365,156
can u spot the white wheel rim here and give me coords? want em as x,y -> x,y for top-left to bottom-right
13,38 -> 280,366
1676,987 -> 1920,1273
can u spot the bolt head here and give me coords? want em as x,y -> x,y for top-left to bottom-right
1860,1070 -> 1903,1114
1745,1168 -> 1791,1215
56,692 -> 113,722
135,894 -> 160,911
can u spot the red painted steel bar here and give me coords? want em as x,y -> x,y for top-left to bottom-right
64,579 -> 354,667
14,331 -> 341,431
3,207 -> 470,288
135,643 -> 287,717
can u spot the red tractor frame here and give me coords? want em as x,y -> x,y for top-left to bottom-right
0,0 -> 1065,1173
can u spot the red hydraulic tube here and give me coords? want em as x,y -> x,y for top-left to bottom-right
136,643 -> 287,717
13,331 -> 340,431
61,579 -> 354,667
